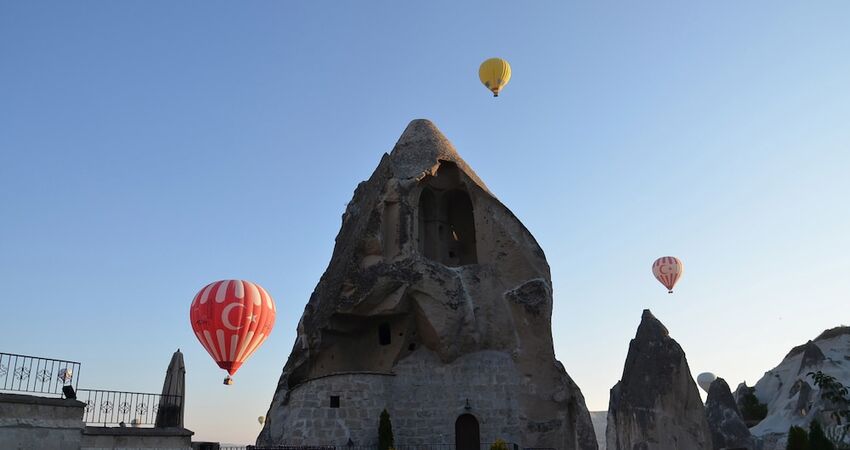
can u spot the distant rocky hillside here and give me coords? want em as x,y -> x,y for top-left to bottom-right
593,326 -> 849,450
745,326 -> 850,447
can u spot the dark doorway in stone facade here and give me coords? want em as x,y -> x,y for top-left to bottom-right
455,414 -> 480,450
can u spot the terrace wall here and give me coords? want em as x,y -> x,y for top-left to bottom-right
0,392 -> 86,450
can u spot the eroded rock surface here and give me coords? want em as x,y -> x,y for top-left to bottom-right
705,377 -> 754,450
748,326 -> 850,446
257,119 -> 596,450
606,309 -> 711,450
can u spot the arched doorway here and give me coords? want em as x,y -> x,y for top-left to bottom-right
455,414 -> 480,450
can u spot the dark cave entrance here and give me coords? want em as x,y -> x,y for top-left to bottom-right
417,162 -> 478,266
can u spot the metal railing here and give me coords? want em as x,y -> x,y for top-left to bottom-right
0,352 -> 80,396
78,388 -> 182,426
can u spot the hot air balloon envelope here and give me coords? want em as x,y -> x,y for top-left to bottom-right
189,280 -> 276,380
479,58 -> 512,97
652,256 -> 683,293
697,372 -> 717,393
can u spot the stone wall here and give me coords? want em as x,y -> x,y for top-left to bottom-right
0,392 -> 194,450
277,349 -> 523,446
81,426 -> 193,449
0,392 -> 86,450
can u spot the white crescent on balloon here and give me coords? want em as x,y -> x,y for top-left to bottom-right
221,302 -> 246,331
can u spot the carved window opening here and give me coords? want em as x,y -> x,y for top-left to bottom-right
330,395 -> 340,408
443,190 -> 477,266
417,163 -> 478,267
418,188 -> 438,260
378,323 -> 391,346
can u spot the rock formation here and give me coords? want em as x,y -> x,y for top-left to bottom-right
257,119 -> 597,450
606,309 -> 711,450
748,326 -> 850,448
705,377 -> 754,450
589,411 -> 608,450
795,341 -> 826,374
733,383 -> 751,408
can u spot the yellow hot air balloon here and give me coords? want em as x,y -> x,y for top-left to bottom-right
479,58 -> 511,97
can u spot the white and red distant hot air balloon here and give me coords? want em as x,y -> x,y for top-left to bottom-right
189,280 -> 276,385
652,256 -> 683,293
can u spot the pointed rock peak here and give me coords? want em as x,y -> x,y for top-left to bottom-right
389,119 -> 491,194
814,325 -> 850,342
706,377 -> 753,450
785,338 -> 826,360
798,340 -> 826,373
706,377 -> 739,413
394,119 -> 453,150
635,308 -> 670,341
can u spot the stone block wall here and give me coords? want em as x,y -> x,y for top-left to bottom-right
81,425 -> 193,449
0,392 -> 86,450
277,349 -> 523,446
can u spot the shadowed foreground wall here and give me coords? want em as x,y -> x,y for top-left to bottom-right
0,393 -> 85,450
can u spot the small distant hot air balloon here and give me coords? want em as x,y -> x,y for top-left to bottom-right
189,280 -> 276,385
258,416 -> 265,425
58,368 -> 73,383
652,256 -> 683,293
697,372 -> 717,393
479,58 -> 512,97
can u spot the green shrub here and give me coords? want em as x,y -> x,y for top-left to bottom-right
740,387 -> 768,422
787,425 -> 810,450
378,409 -> 394,450
810,420 -> 837,450
490,439 -> 509,450
824,425 -> 850,450
809,371 -> 850,425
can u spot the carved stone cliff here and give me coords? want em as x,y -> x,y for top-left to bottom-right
258,119 -> 597,450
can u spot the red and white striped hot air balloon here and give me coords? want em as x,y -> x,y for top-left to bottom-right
189,280 -> 276,385
652,256 -> 683,293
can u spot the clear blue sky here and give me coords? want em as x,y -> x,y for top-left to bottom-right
2,1 -> 849,445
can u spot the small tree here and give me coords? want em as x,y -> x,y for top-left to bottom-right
378,409 -> 394,450
824,425 -> 850,450
787,425 -> 810,450
810,420 -> 837,450
809,371 -> 850,425
740,386 -> 769,422
490,439 -> 510,450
